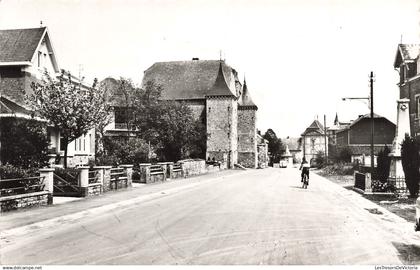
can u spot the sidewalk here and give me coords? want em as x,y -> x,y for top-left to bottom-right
0,169 -> 245,233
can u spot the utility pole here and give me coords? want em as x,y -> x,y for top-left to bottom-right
370,71 -> 375,177
342,71 -> 375,176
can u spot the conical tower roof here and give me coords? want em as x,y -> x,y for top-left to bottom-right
238,78 -> 258,110
206,61 -> 236,97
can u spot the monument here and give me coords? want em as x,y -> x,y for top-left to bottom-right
388,98 -> 410,195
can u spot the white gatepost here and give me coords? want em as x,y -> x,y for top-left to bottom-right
78,166 -> 90,197
39,168 -> 55,204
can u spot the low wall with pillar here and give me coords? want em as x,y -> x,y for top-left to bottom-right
92,165 -> 132,192
0,168 -> 54,212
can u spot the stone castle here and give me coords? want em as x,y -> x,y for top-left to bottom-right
142,59 -> 258,168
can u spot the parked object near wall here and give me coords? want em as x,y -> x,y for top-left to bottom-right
353,171 -> 372,194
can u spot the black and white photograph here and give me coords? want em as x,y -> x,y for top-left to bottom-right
0,0 -> 420,267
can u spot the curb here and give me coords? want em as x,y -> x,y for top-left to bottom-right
0,169 -> 248,240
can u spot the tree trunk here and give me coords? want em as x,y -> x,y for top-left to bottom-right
63,137 -> 68,169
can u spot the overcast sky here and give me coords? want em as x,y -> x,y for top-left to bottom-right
0,0 -> 419,138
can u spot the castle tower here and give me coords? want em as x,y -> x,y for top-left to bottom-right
237,78 -> 258,168
206,61 -> 238,169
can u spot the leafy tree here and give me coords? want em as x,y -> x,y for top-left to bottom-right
100,137 -> 149,166
97,77 -> 133,157
263,129 -> 285,164
132,81 -> 206,161
29,70 -> 109,168
401,134 -> 420,197
337,146 -> 352,163
376,145 -> 391,183
0,117 -> 49,168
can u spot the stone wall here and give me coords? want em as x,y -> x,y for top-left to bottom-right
87,183 -> 102,197
185,100 -> 206,120
237,108 -> 257,168
206,97 -> 238,168
179,159 -> 206,177
238,152 -> 256,168
0,191 -> 50,212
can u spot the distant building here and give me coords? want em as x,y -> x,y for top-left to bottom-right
140,59 -> 260,168
335,113 -> 395,164
0,27 -> 95,167
282,137 -> 303,164
301,119 -> 328,165
393,44 -> 420,136
327,113 -> 351,145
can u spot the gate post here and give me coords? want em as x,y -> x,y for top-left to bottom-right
39,168 -> 55,204
120,165 -> 133,187
78,166 -> 90,197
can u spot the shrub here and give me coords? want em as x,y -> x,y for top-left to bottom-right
0,117 -> 49,169
313,151 -> 326,168
0,164 -> 38,179
0,164 -> 42,196
401,134 -> 420,197
337,147 -> 352,163
372,180 -> 395,193
377,145 -> 391,183
321,162 -> 356,176
101,137 -> 149,165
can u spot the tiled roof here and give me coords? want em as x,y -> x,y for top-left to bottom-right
394,44 -> 420,68
302,120 -> 325,136
399,44 -> 420,61
238,79 -> 257,109
0,27 -> 46,63
142,60 -> 237,100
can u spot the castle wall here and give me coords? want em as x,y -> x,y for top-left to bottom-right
184,99 -> 206,120
206,97 -> 238,168
237,108 -> 257,168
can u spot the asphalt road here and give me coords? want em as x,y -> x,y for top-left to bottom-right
1,167 -> 420,265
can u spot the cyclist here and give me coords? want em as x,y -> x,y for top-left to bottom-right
299,157 -> 310,184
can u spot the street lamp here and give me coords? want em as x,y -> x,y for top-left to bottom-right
342,72 -> 375,177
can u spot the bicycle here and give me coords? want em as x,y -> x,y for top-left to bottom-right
302,173 -> 308,189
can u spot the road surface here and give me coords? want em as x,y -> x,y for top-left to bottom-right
1,167 -> 420,264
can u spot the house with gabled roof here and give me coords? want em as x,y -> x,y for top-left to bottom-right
141,58 -> 260,168
394,43 -> 420,136
301,119 -> 328,165
0,26 -> 95,167
335,113 -> 395,164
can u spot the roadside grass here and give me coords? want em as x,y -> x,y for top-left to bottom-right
316,168 -> 417,223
